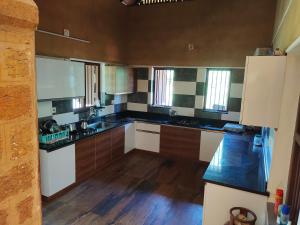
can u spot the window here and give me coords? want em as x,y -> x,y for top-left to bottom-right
204,69 -> 231,112
73,63 -> 100,110
153,68 -> 174,107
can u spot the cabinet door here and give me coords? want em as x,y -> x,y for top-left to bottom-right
200,131 -> 224,162
111,126 -> 125,160
105,66 -> 116,94
70,61 -> 85,97
240,56 -> 286,128
95,131 -> 112,170
160,125 -> 201,161
135,122 -> 160,152
125,123 -> 135,153
116,66 -> 128,94
36,57 -> 85,100
40,145 -> 75,197
75,136 -> 95,182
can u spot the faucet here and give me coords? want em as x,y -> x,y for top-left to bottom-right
169,109 -> 177,117
87,106 -> 97,121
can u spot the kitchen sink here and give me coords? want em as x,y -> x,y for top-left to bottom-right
87,122 -> 116,130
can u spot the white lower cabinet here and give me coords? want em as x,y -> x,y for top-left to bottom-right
40,144 -> 76,197
200,131 -> 224,162
125,123 -> 136,153
135,122 -> 160,153
203,183 -> 267,225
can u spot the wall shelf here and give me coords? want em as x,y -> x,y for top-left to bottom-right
36,29 -> 90,44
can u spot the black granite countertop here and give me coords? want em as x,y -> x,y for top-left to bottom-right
102,111 -> 230,131
40,111 -> 232,152
39,122 -> 128,152
202,133 -> 269,196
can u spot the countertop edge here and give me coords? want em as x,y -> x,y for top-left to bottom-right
202,178 -> 270,197
39,122 -> 126,152
40,117 -> 226,152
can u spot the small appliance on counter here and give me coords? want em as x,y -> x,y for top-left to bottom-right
224,123 -> 245,134
80,120 -> 88,130
68,123 -> 77,133
253,134 -> 263,147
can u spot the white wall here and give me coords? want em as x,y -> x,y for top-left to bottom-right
268,54 -> 300,202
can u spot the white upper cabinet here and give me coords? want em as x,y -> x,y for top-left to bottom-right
36,56 -> 85,100
240,56 -> 287,128
105,65 -> 134,95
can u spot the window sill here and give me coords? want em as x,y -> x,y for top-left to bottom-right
73,106 -> 105,114
201,109 -> 229,114
151,105 -> 172,109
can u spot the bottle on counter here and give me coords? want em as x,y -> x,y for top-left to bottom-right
280,205 -> 290,225
277,204 -> 283,224
275,189 -> 284,216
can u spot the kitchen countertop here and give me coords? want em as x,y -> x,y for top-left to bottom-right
39,122 -> 127,152
39,111 -> 233,152
202,133 -> 269,196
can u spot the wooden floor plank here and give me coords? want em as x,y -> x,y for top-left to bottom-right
43,150 -> 207,225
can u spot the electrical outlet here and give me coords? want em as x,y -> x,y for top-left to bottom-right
188,43 -> 194,51
52,107 -> 56,114
63,29 -> 70,37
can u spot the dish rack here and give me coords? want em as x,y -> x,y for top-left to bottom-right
39,129 -> 69,144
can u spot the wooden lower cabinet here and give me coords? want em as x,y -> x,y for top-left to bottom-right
95,131 -> 112,170
75,136 -> 95,182
75,126 -> 125,183
160,125 -> 201,161
112,126 -> 125,160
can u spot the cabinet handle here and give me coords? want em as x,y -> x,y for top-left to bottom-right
136,129 -> 160,134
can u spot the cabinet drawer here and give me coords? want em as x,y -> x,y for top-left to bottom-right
135,122 -> 160,133
135,130 -> 160,153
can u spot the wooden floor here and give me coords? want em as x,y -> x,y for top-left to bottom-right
43,150 -> 207,225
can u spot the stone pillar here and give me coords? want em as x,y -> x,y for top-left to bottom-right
0,1 -> 41,225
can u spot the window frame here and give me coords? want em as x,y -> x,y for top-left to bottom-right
152,67 -> 174,108
203,68 -> 231,113
73,62 -> 101,113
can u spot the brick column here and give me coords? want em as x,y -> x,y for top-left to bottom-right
0,1 -> 41,225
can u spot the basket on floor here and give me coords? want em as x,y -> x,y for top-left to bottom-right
229,207 -> 257,225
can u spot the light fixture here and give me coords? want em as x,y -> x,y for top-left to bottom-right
120,0 -> 191,6
120,0 -> 138,6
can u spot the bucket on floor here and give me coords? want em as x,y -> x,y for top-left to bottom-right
228,207 -> 257,225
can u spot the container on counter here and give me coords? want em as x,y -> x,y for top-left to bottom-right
274,189 -> 284,216
280,205 -> 290,225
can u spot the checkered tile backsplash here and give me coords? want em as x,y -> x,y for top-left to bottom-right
127,67 -> 244,122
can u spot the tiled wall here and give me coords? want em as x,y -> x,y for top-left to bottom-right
127,67 -> 244,121
38,67 -> 244,123
38,94 -> 127,124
